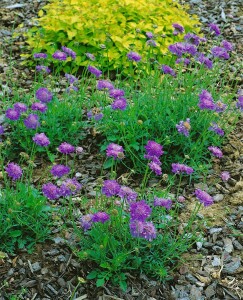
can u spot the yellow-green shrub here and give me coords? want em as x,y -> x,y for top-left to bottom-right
24,0 -> 200,73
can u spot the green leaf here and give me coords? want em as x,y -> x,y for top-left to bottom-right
130,142 -> 139,151
103,158 -> 114,169
119,280 -> 127,291
96,277 -> 105,287
87,270 -> 97,279
10,230 -> 22,238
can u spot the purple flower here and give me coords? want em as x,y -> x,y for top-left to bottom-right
97,80 -> 114,90
24,114 -> 40,129
80,214 -> 93,231
198,90 -> 215,110
14,102 -> 28,113
5,108 -> 20,121
144,140 -> 163,160
211,46 -> 230,60
141,222 -> 156,241
215,101 -> 227,113
154,197 -> 172,209
175,58 -> 191,66
0,125 -> 4,135
109,89 -> 125,99
42,183 -> 60,200
130,220 -> 156,241
33,133 -> 50,147
197,53 -> 213,69
92,212 -> 110,224
161,65 -> 176,77
209,23 -> 220,36
36,65 -> 51,74
86,53 -> 95,61
65,73 -> 78,84
61,46 -> 76,59
146,32 -> 154,39
118,186 -> 137,203
102,180 -> 120,197
146,39 -> 157,47
184,33 -> 201,46
209,123 -> 224,136
66,86 -> 79,93
176,118 -> 191,137
221,40 -> 233,52
35,87 -> 52,103
34,53 -> 47,59
5,162 -> 22,180
172,23 -> 184,33
94,113 -> 103,121
149,161 -> 162,176
168,42 -> 197,57
236,95 -> 243,111
195,189 -> 214,207
52,50 -> 67,61
106,143 -> 124,160
50,164 -> 70,178
88,65 -> 102,78
130,200 -> 151,222
111,98 -> 127,110
130,220 -> 144,238
31,102 -> 47,113
58,142 -> 75,154
221,171 -> 230,182
127,51 -> 141,62
59,178 -> 82,196
172,163 -> 194,175
208,146 -> 223,158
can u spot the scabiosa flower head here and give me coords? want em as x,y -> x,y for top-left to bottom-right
52,50 -> 67,61
149,161 -> 162,176
168,42 -> 184,57
215,100 -> 227,113
80,214 -> 94,231
35,87 -> 52,103
109,89 -> 125,99
211,46 -> 230,60
94,113 -> 103,121
130,200 -> 151,222
221,40 -> 233,52
176,118 -> 191,137
59,178 -> 82,196
198,90 -> 215,110
5,162 -> 22,180
129,220 -> 156,241
172,23 -> 184,33
36,65 -> 51,74
130,220 -> 144,237
208,146 -> 223,158
221,171 -> 230,182
0,125 -> 4,135
197,53 -> 213,69
172,163 -> 194,175
209,23 -> 220,36
102,180 -> 120,197
92,212 -> 110,223
34,53 -> 47,59
141,221 -> 156,241
175,58 -> 191,66
146,39 -> 157,47
5,108 -> 20,121
209,122 -> 224,136
85,53 -> 95,61
127,51 -> 141,62
65,73 -> 78,84
184,33 -> 201,46
24,114 -> 40,129
42,183 -> 60,200
33,133 -> 50,147
118,186 -> 137,203
154,197 -> 172,209
31,102 -> 47,113
66,86 -> 79,93
106,143 -> 124,160
146,32 -> 154,39
144,140 -> 163,160
88,65 -> 102,78
111,98 -> 127,111
50,164 -> 70,178
58,142 -> 75,154
97,80 -> 114,90
61,46 -> 76,59
195,189 -> 214,207
14,102 -> 28,113
236,95 -> 243,111
161,65 -> 176,77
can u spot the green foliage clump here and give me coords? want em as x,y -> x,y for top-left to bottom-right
24,0 -> 200,73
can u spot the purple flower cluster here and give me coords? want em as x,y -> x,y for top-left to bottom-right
176,118 -> 191,137
221,40 -> 233,52
184,33 -> 205,46
236,94 -> 243,111
198,90 -> 215,110
24,114 -> 40,129
144,140 -> 163,160
197,53 -> 213,69
31,102 -> 47,113
5,162 -> 22,180
172,163 -> 194,175
50,164 -> 70,178
5,108 -> 21,121
102,180 -> 121,197
146,32 -> 154,39
149,161 -> 162,176
0,125 -> 4,135
130,200 -> 151,222
97,80 -> 114,91
80,214 -> 94,231
106,143 -> 124,160
195,189 -> 214,207
61,46 -> 76,59
221,171 -> 230,182
161,65 -> 176,77
109,89 -> 125,99
34,53 -> 47,59
175,58 -> 191,66
208,146 -> 223,158
209,122 -> 224,136
59,178 -> 82,197
92,212 -> 110,223
211,46 -> 230,60
88,65 -> 102,78
87,110 -> 103,121
42,182 -> 60,200
65,73 -> 78,84
118,186 -> 137,203
127,51 -> 141,62
146,39 -> 157,47
129,220 -> 156,241
35,87 -> 52,103
209,23 -> 220,36
215,100 -> 227,113
36,65 -> 51,74
86,53 -> 95,61
172,23 -> 184,35
154,197 -> 172,209
168,42 -> 197,57
33,133 -> 50,147
52,50 -> 67,61
58,142 -> 75,154
14,102 -> 28,113
111,98 -> 127,110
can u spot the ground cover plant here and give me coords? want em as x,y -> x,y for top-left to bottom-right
1,14 -> 242,295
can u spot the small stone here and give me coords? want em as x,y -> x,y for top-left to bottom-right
57,255 -> 67,262
205,284 -> 216,298
41,267 -> 49,275
57,277 -> 66,287
223,238 -> 233,253
212,256 -> 221,267
186,274 -> 198,284
32,262 -> 41,272
47,249 -> 60,256
212,246 -> 223,254
196,242 -> 203,250
233,240 -> 243,250
190,285 -> 202,300
223,257 -> 241,274
213,194 -> 224,202
52,237 -> 65,245
203,242 -> 214,248
209,228 -> 222,234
